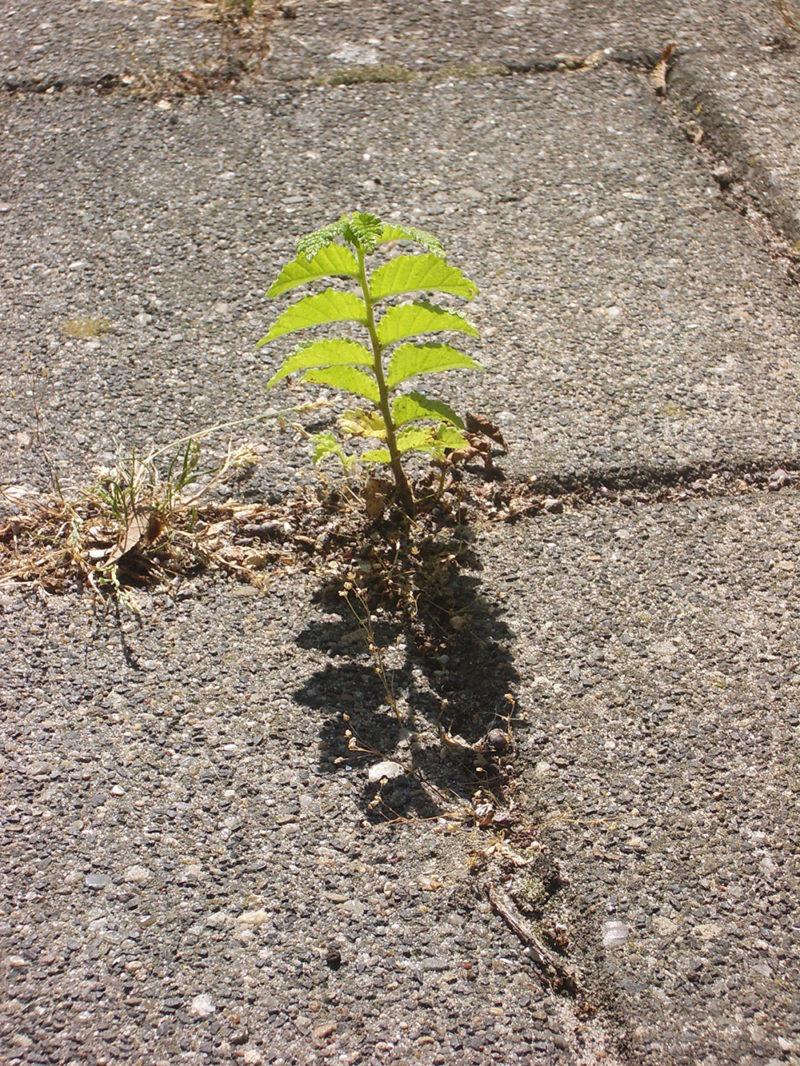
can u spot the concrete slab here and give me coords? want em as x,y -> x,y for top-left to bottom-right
260,0 -> 800,239
1,489 -> 797,1063
0,0 -> 278,91
478,487 -> 800,1065
2,68 -> 799,496
6,0 -> 799,243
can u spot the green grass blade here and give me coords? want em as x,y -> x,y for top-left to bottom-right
257,290 -> 367,345
386,342 -> 484,389
378,224 -> 446,257
369,255 -> 478,302
267,245 -> 360,297
267,339 -> 372,388
392,392 -> 464,429
376,300 -> 479,346
302,366 -> 380,404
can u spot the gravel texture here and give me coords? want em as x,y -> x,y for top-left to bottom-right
2,491 -> 799,1064
3,68 -> 800,496
3,2 -> 800,1063
482,489 -> 800,1066
0,572 -> 619,1066
0,0 -> 277,91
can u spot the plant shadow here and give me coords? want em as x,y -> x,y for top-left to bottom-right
292,517 -> 520,821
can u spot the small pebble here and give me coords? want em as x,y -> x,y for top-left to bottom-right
188,993 -> 216,1018
602,920 -> 629,948
85,873 -> 111,891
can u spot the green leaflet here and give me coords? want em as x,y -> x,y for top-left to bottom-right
376,300 -> 479,346
267,244 -> 359,297
386,342 -> 484,389
361,447 -> 392,463
391,392 -> 464,429
434,424 -> 470,449
266,338 -> 372,389
258,289 -> 367,345
362,423 -> 469,461
297,212 -> 384,259
296,220 -> 348,261
370,254 -> 478,302
311,431 -> 357,471
378,224 -> 446,258
261,213 -> 483,513
339,408 -> 387,440
302,365 -> 380,404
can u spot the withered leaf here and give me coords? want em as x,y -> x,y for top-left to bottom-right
364,476 -> 393,519
465,412 -> 507,452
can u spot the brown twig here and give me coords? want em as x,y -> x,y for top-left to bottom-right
487,882 -> 580,995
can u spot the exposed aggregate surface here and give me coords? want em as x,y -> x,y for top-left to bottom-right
2,1 -> 800,1063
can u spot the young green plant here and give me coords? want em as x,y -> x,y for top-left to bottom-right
260,212 -> 483,514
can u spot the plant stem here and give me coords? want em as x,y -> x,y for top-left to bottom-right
356,247 -> 415,514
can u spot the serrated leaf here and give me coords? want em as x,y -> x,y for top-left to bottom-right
258,290 -> 367,345
302,366 -> 380,404
435,424 -> 471,449
386,342 -> 484,389
339,408 -> 387,440
310,432 -> 358,472
397,424 -> 471,458
340,212 -> 384,254
296,219 -> 348,261
267,245 -> 360,297
376,300 -> 480,346
362,447 -> 392,464
395,426 -> 445,455
267,339 -> 372,389
311,431 -> 343,464
392,392 -> 464,429
378,224 -> 446,257
364,425 -> 470,462
370,255 -> 478,302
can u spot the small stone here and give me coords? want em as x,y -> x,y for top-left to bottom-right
124,865 -> 151,885
652,916 -> 679,937
542,496 -> 563,514
8,956 -> 28,969
188,993 -> 216,1018
0,202 -> 12,213
314,1021 -> 337,1040
368,760 -> 405,784
85,873 -> 111,890
602,920 -> 628,948
693,922 -> 722,941
420,957 -> 449,972
711,162 -> 733,189
237,909 -> 269,927
110,785 -> 125,797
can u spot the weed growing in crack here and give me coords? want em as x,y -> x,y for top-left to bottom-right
0,436 -> 268,607
261,211 -> 483,515
215,0 -> 256,22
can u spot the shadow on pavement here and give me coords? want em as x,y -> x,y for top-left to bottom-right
293,526 -> 520,820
